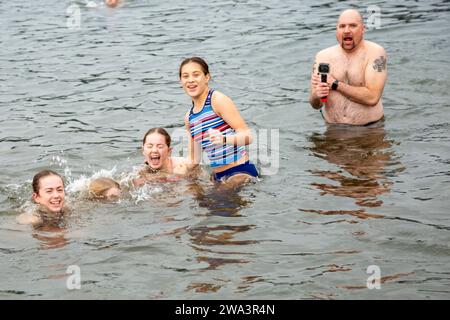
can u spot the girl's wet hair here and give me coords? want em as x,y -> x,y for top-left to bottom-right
89,177 -> 120,199
32,170 -> 64,194
142,127 -> 171,147
179,57 -> 210,78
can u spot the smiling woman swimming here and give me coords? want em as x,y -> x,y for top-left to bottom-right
17,170 -> 68,226
133,127 -> 196,186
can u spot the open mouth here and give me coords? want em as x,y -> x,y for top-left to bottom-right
49,199 -> 62,209
149,155 -> 161,167
186,84 -> 197,92
343,36 -> 353,44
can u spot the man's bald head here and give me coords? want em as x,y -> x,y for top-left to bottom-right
336,9 -> 365,52
338,9 -> 364,25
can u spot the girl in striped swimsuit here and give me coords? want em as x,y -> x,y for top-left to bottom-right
180,57 -> 258,186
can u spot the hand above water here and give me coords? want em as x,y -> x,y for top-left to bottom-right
206,128 -> 225,145
311,73 -> 337,100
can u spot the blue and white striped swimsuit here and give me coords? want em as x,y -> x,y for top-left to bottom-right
189,89 -> 247,168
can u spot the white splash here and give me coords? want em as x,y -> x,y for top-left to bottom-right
130,184 -> 164,204
85,1 -> 99,8
66,167 -> 118,194
52,154 -> 73,182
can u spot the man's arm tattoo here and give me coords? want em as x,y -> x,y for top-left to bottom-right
373,56 -> 386,72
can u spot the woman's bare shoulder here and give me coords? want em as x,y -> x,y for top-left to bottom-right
171,157 -> 201,176
171,157 -> 190,166
16,212 -> 42,225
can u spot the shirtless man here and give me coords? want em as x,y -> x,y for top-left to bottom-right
309,9 -> 387,126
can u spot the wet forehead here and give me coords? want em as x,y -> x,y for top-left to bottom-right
181,62 -> 204,74
40,175 -> 64,189
337,10 -> 363,25
144,133 -> 167,146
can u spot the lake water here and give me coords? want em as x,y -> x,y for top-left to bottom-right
1,0 -> 449,299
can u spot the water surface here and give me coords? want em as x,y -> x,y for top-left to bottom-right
1,0 -> 450,299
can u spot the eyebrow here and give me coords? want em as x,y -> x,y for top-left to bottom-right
182,71 -> 201,75
44,187 -> 58,191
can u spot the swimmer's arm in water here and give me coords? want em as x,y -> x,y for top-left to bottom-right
132,177 -> 143,187
132,168 -> 157,187
16,212 -> 42,226
328,48 -> 387,107
185,112 -> 202,167
208,91 -> 253,146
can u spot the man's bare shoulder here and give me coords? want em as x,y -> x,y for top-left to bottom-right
316,45 -> 340,60
364,40 -> 386,56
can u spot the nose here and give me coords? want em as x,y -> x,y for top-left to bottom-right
186,75 -> 195,83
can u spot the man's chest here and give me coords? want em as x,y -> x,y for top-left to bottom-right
328,54 -> 368,86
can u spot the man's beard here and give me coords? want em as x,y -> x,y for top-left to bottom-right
341,40 -> 356,51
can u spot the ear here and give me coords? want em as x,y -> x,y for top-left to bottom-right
168,147 -> 173,156
206,73 -> 211,83
32,192 -> 40,204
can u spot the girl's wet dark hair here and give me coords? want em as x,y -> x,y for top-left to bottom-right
32,170 -> 64,194
179,57 -> 210,78
142,127 -> 171,147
